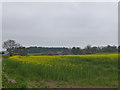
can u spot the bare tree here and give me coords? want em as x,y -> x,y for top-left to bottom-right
3,40 -> 21,56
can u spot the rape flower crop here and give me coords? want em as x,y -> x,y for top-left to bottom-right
3,54 -> 119,88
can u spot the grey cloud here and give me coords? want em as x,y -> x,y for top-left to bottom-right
2,2 -> 118,48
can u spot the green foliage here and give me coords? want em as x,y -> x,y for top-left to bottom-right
71,47 -> 80,55
27,45 -> 118,55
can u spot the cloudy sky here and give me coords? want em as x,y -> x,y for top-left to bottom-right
2,2 -> 118,48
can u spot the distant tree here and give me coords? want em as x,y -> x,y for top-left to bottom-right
13,47 -> 27,56
3,40 -> 21,56
84,45 -> 92,54
86,45 -> 91,50
71,47 -> 75,55
3,40 -> 20,49
118,46 -> 120,53
71,47 -> 80,55
101,45 -> 118,53
3,40 -> 27,56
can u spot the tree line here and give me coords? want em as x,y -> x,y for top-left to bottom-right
27,45 -> 119,55
2,40 -> 120,56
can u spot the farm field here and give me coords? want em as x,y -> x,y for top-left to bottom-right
0,56 -> 1,88
2,54 -> 119,88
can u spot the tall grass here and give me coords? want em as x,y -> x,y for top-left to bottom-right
2,54 -> 118,88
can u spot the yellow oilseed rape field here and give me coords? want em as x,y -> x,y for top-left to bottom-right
2,54 -> 119,88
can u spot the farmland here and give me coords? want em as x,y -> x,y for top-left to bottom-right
2,54 -> 119,88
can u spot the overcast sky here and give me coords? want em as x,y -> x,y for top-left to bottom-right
2,2 -> 118,48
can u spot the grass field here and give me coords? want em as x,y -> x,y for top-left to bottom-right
0,56 -> 2,88
2,54 -> 119,88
